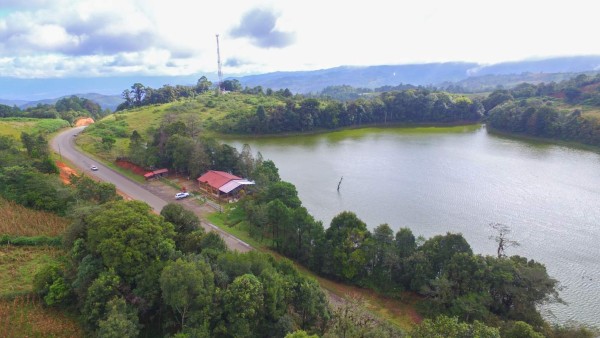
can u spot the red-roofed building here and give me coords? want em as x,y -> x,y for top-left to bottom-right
143,168 -> 169,180
197,170 -> 254,199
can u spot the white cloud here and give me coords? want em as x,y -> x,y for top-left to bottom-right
0,0 -> 598,78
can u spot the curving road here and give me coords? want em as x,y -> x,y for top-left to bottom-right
51,126 -> 252,252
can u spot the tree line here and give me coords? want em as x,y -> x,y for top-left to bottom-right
483,75 -> 600,147
214,89 -> 483,134
116,77 -> 293,111
235,169 -> 571,335
0,96 -> 109,125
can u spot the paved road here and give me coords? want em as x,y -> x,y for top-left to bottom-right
51,126 -> 252,252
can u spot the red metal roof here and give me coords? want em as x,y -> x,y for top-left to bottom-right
197,170 -> 241,189
143,172 -> 155,178
153,168 -> 168,175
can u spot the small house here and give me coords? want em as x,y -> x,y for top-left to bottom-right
197,170 -> 254,199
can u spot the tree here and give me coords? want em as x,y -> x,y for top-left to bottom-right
502,321 -> 544,338
131,83 -> 146,106
223,274 -> 264,337
323,212 -> 369,281
395,227 -> 417,258
128,130 -> 146,165
286,331 -> 318,338
33,263 -> 72,307
161,203 -> 201,235
293,278 -> 331,330
101,135 -> 116,151
196,76 -> 212,93
365,224 -> 397,290
489,223 -> 519,258
71,175 -> 120,204
266,199 -> 292,250
324,295 -> 401,338
410,315 -> 500,338
262,181 -> 301,209
83,269 -> 122,329
160,257 -> 215,331
96,297 -> 140,338
252,159 -> 280,186
86,200 -> 176,281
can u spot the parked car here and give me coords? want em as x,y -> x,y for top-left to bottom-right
175,192 -> 190,200
90,165 -> 98,171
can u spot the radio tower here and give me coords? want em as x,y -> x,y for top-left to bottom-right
216,34 -> 223,94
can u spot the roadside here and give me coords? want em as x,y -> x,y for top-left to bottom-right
142,176 -> 252,252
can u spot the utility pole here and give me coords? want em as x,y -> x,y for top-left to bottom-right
216,34 -> 223,94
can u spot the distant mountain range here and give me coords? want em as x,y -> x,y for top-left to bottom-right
232,56 -> 600,93
1,55 -> 599,105
0,93 -> 124,112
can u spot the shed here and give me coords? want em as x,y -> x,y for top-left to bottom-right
197,170 -> 254,198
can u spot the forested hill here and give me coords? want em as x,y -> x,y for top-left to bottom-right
0,93 -> 123,112
233,56 -> 600,93
484,73 -> 600,147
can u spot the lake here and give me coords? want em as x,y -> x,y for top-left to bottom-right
224,124 -> 600,326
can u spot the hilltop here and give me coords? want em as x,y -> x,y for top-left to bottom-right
2,55 -> 600,101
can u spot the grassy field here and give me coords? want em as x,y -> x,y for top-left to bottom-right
0,118 -> 69,139
0,295 -> 83,337
0,197 -> 70,237
0,246 -> 64,297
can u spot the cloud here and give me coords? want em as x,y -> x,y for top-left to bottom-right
0,4 -> 160,56
229,8 -> 296,49
225,57 -> 249,67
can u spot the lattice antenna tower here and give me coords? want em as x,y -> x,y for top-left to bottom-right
216,34 -> 223,94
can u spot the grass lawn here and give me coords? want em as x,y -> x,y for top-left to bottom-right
0,246 -> 64,298
0,118 -> 69,139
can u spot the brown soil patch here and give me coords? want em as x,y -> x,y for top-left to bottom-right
74,117 -> 94,126
581,82 -> 600,94
115,159 -> 150,176
0,295 -> 83,337
56,161 -> 78,184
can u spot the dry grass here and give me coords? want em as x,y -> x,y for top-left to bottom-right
0,295 -> 83,338
0,197 -> 70,237
0,246 -> 63,297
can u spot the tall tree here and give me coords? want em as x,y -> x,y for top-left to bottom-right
160,257 -> 215,331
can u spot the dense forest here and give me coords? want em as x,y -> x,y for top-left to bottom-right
0,95 -> 110,124
111,73 -> 600,150
483,74 -> 600,147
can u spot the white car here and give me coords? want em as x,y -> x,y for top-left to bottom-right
90,165 -> 98,171
175,192 -> 190,200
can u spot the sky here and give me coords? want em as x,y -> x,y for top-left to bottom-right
0,0 -> 598,79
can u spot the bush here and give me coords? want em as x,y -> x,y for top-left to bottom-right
0,235 -> 62,246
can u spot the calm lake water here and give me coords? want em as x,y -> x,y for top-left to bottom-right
225,124 -> 600,326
